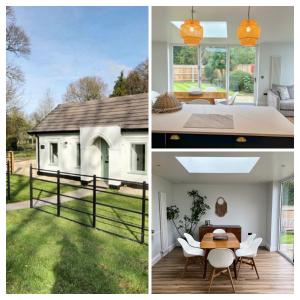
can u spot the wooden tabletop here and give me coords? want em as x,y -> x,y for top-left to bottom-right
200,233 -> 240,249
152,104 -> 294,137
175,91 -> 227,100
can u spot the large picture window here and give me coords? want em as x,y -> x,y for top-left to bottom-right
279,177 -> 294,263
172,45 -> 256,104
50,143 -> 58,165
131,144 -> 146,172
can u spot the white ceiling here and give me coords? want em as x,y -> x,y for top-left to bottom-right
152,152 -> 294,184
152,6 -> 294,44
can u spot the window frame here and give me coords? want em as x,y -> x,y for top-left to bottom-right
49,142 -> 59,166
130,142 -> 147,174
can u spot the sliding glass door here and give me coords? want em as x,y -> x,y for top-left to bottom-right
172,45 -> 257,104
279,178 -> 294,263
229,47 -> 256,104
172,45 -> 199,92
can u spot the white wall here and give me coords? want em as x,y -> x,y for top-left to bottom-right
152,175 -> 176,265
38,129 -> 148,184
152,41 -> 169,93
257,42 -> 294,105
38,133 -> 80,173
171,183 -> 269,243
265,181 -> 281,251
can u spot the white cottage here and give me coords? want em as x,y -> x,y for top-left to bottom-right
29,93 -> 148,186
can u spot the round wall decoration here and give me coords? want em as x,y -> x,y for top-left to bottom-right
215,197 -> 227,217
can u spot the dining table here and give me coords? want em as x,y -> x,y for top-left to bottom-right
200,232 -> 240,279
174,91 -> 227,105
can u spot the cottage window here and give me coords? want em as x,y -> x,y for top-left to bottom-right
76,143 -> 81,167
131,144 -> 146,172
50,143 -> 58,165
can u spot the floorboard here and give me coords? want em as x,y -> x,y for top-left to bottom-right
152,248 -> 294,294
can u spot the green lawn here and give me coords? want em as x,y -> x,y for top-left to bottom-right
13,150 -> 36,160
7,197 -> 148,293
280,232 -> 294,244
173,81 -> 250,96
7,174 -> 77,203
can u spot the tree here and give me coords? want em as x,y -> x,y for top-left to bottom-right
167,190 -> 210,238
63,76 -> 107,103
110,60 -> 148,97
6,6 -> 30,111
110,71 -> 127,97
6,108 -> 32,151
31,89 -> 56,126
6,7 -> 30,56
173,46 -> 197,65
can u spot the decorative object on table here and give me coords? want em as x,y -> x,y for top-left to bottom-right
188,87 -> 203,96
215,197 -> 227,217
237,6 -> 261,46
213,233 -> 228,240
205,219 -> 211,226
167,189 -> 210,238
180,6 -> 203,45
183,114 -> 234,129
152,92 -> 182,113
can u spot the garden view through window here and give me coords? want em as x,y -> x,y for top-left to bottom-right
279,178 -> 294,262
172,45 -> 256,104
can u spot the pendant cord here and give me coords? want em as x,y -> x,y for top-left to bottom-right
248,6 -> 250,20
191,6 -> 194,20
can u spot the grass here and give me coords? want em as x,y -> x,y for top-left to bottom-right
12,150 -> 36,160
173,81 -> 251,96
7,174 -> 77,203
280,232 -> 294,244
7,201 -> 148,293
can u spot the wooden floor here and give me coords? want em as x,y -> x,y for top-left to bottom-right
152,247 -> 294,294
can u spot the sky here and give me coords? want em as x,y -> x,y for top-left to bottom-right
8,6 -> 148,114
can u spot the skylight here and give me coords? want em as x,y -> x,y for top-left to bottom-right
175,157 -> 260,173
171,21 -> 228,38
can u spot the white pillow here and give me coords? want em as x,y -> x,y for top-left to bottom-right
277,87 -> 290,100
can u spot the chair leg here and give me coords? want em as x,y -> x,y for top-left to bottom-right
208,268 -> 215,293
237,257 -> 243,278
252,258 -> 260,279
227,267 -> 236,293
182,258 -> 189,277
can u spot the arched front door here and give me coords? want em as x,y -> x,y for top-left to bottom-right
100,138 -> 109,178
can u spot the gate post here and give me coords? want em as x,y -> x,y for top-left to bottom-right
141,181 -> 146,244
92,175 -> 96,228
29,164 -> 33,208
57,170 -> 60,217
7,161 -> 11,202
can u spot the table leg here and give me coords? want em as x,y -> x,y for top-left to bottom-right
209,98 -> 216,105
203,249 -> 209,279
231,249 -> 237,279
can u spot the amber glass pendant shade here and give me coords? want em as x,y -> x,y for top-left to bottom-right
237,7 -> 261,46
180,19 -> 203,45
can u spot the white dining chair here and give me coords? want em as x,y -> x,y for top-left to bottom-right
177,238 -> 205,276
213,229 -> 226,234
217,92 -> 239,105
235,237 -> 263,279
184,233 -> 200,248
207,248 -> 235,293
240,233 -> 256,249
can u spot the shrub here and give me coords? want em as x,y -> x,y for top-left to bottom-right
229,70 -> 253,93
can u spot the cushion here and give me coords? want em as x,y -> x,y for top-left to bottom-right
277,86 -> 290,100
287,85 -> 294,99
272,84 -> 294,99
280,99 -> 294,111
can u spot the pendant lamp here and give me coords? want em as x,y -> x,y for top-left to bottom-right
180,7 -> 203,46
237,6 -> 261,46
